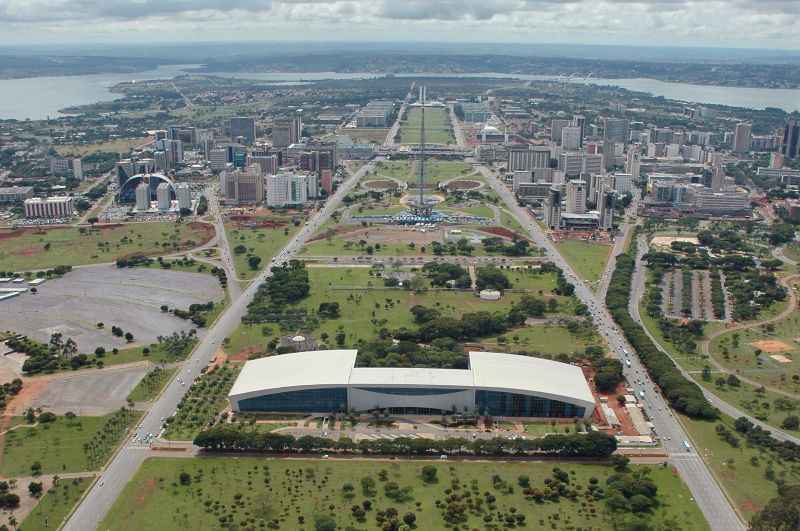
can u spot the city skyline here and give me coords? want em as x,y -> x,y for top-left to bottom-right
0,0 -> 798,50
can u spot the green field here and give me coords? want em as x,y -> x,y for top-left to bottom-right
784,243 -> 800,264
226,217 -> 303,281
680,414 -> 798,520
708,310 -> 800,394
0,222 -> 213,271
370,159 -> 475,186
127,367 -> 178,403
400,106 -> 455,145
100,457 -> 707,531
555,240 -> 613,285
227,266 -> 582,356
20,476 -> 93,531
1,411 -> 139,477
481,322 -> 603,356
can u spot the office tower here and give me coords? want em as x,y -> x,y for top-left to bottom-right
176,183 -> 192,211
572,115 -> 586,146
545,187 -> 562,229
220,165 -> 264,204
770,152 -> 784,169
209,148 -> 229,171
783,119 -> 800,160
566,180 -> 587,214
550,119 -> 572,143
613,173 -> 633,194
154,130 -> 167,141
156,182 -> 172,211
266,172 -> 308,207
625,150 -> 640,179
272,116 -> 302,148
135,182 -> 150,210
598,186 -> 615,230
602,117 -> 629,143
733,123 -> 752,153
603,140 -> 616,171
711,152 -> 725,192
72,159 -> 83,180
23,197 -> 74,219
512,170 -> 533,192
321,169 -> 333,196
230,117 -> 256,145
561,126 -> 582,150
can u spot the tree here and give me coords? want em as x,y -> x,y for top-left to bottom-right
124,332 -> 134,342
314,514 -> 337,531
179,472 -> 191,485
421,465 -> 438,484
782,415 -> 800,430
403,512 -> 416,527
750,484 -> 800,531
28,482 -> 43,498
247,255 -> 262,270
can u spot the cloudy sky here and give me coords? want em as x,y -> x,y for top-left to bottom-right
0,0 -> 797,49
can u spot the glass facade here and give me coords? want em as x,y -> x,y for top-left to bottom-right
237,387 -> 347,413
475,391 -> 585,418
354,387 -> 467,396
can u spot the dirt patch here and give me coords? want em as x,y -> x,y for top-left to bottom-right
752,339 -> 793,353
739,500 -> 761,514
478,226 -> 530,242
207,349 -> 228,370
650,236 -> 699,249
134,477 -> 158,507
229,346 -> 263,363
4,377 -> 49,416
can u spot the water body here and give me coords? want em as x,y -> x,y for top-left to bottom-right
1,67 -> 798,120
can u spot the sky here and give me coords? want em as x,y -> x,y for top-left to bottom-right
0,0 -> 798,50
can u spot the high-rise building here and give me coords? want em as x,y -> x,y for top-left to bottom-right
545,187 -> 562,229
561,126 -> 582,150
72,159 -> 83,180
566,180 -> 587,214
230,117 -> 257,145
209,148 -> 229,171
572,115 -> 586,146
176,183 -> 192,211
613,173 -> 633,194
272,116 -> 302,148
512,171 -> 533,192
156,182 -> 172,211
598,186 -> 615,230
220,165 -> 264,204
711,152 -> 725,192
770,152 -> 784,169
24,197 -> 74,219
625,150 -> 641,179
602,117 -> 629,143
550,119 -> 572,143
135,182 -> 150,210
266,172 -> 308,207
733,123 -> 752,153
783,119 -> 800,160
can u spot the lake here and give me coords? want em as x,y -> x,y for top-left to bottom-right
1,67 -> 798,120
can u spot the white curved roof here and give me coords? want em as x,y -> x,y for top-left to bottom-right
229,349 -> 595,412
468,351 -> 594,409
229,349 -> 357,400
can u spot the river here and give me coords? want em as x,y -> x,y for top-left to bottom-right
1,67 -> 798,120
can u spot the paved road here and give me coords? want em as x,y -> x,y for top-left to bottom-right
630,235 -> 800,446
62,161 -> 377,531
475,165 -> 744,531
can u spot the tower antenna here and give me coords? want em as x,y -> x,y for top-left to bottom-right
414,86 -> 432,217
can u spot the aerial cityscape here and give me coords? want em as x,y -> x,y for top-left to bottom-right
0,3 -> 799,530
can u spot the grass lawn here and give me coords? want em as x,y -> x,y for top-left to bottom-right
708,310 -> 800,394
555,240 -> 613,285
301,237 -> 430,257
784,243 -> 800,264
100,457 -> 707,531
679,413 -> 799,520
94,336 -> 198,368
127,367 -> 178,403
1,411 -> 139,477
224,322 -> 268,358
231,267 -> 580,355
55,137 -> 149,157
0,222 -> 213,271
226,217 -> 303,281
481,322 -> 603,357
400,106 -> 454,145
523,422 -> 583,436
370,159 -> 474,186
20,476 -> 93,531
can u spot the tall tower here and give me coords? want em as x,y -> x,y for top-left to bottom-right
413,86 -> 432,217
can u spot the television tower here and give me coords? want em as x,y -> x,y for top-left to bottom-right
414,85 -> 432,217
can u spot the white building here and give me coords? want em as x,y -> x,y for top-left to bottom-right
176,183 -> 192,211
156,182 -> 172,211
208,148 -> 229,171
228,350 -> 595,419
24,196 -> 74,219
561,126 -> 582,150
135,182 -> 150,210
266,172 -> 308,207
566,180 -> 587,214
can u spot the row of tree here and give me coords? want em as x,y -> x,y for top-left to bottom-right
605,243 -> 718,420
194,427 -> 617,458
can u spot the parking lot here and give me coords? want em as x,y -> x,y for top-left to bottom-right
0,265 -> 224,352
